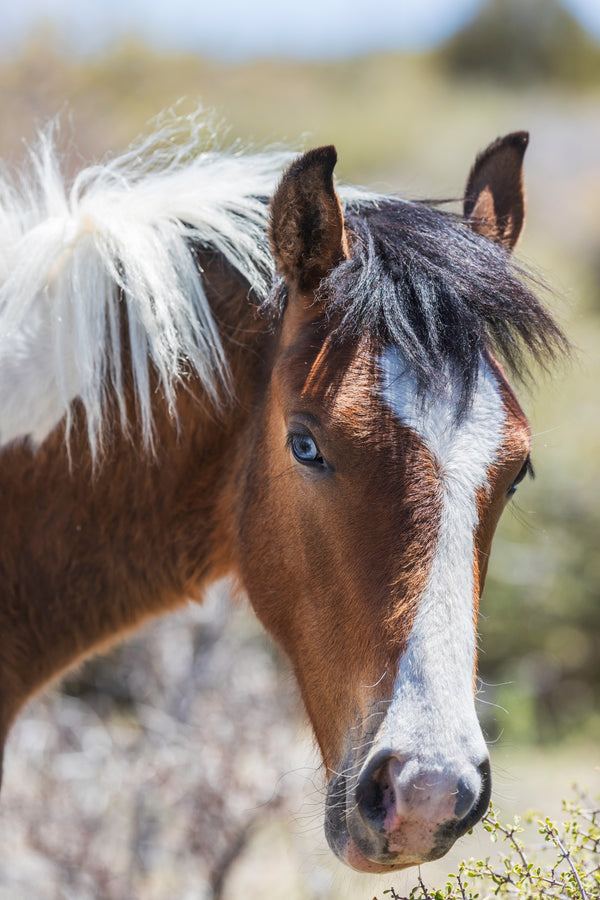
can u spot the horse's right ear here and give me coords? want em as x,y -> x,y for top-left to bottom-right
463,131 -> 529,251
270,146 -> 349,291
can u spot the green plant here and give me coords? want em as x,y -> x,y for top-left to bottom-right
376,789 -> 600,899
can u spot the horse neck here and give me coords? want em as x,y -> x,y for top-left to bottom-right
0,251 -> 272,732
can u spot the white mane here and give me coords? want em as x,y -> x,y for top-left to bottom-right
0,113 -> 296,455
0,112 -> 380,456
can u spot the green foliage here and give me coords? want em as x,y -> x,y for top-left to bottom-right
376,791 -> 600,899
479,489 -> 600,745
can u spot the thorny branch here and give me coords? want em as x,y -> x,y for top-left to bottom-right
374,788 -> 599,900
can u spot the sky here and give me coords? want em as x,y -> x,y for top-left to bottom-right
1,0 -> 600,60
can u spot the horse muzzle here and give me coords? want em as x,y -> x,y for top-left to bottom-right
325,751 -> 491,872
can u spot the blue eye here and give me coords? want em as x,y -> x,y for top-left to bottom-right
289,432 -> 324,467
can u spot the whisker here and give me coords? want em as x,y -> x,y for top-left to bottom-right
350,737 -> 378,753
531,424 -> 565,438
476,697 -> 509,714
361,670 -> 388,689
485,728 -> 505,746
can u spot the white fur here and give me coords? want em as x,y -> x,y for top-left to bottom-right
379,347 -> 505,768
0,111 -> 382,456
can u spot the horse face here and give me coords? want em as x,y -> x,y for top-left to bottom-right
237,139 -> 534,871
238,299 -> 531,871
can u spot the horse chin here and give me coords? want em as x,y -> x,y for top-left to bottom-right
342,837 -> 412,874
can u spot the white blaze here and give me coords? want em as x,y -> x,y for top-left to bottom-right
378,347 -> 506,764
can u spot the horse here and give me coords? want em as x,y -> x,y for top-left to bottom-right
0,116 -> 565,873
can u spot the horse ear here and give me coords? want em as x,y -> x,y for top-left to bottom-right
270,145 -> 349,291
463,131 -> 529,251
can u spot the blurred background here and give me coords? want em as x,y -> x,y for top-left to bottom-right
0,0 -> 599,897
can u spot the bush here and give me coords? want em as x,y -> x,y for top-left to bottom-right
377,789 -> 600,899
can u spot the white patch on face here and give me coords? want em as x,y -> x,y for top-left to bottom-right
378,346 -> 506,768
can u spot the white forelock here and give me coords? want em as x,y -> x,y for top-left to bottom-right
0,112 -> 380,456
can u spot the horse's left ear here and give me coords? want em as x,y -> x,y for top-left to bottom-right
463,131 -> 529,251
270,145 -> 349,291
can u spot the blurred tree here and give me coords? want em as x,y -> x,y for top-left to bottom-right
439,0 -> 600,85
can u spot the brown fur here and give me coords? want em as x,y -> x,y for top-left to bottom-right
474,359 -> 532,616
0,257 -> 267,740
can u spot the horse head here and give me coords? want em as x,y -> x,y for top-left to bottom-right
236,135 -> 545,871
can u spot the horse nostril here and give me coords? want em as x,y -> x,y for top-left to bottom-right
454,772 -> 480,820
456,757 -> 492,834
356,753 -> 417,832
355,757 -> 387,831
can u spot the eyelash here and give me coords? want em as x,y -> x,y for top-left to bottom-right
507,455 -> 534,497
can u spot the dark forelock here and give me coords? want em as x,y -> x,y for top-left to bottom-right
265,198 -> 568,405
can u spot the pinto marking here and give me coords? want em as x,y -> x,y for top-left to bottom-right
379,348 -> 505,766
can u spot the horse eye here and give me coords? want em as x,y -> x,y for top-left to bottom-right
507,455 -> 534,497
289,432 -> 324,467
